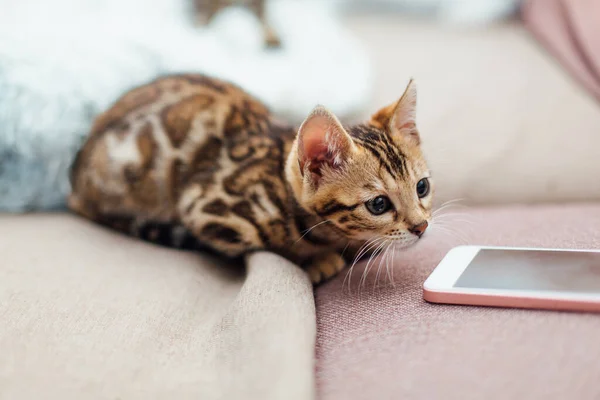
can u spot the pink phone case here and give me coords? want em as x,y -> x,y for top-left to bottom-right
423,288 -> 600,313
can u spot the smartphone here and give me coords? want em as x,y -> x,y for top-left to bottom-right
423,246 -> 600,312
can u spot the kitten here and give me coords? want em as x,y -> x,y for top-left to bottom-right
68,74 -> 433,284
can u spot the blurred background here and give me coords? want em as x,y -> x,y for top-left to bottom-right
1,0 -> 599,211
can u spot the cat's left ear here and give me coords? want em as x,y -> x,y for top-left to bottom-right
371,79 -> 419,145
297,105 -> 355,186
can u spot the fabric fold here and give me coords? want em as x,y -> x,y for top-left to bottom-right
0,214 -> 316,400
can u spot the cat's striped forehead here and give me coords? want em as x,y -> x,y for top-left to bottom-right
346,123 -> 415,180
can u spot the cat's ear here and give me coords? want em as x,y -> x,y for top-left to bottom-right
371,79 -> 419,144
297,105 -> 354,184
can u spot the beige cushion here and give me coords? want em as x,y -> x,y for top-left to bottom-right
0,214 -> 316,400
347,16 -> 600,205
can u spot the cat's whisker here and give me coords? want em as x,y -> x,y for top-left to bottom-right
433,203 -> 464,213
430,223 -> 471,245
430,220 -> 456,232
384,240 -> 399,286
436,197 -> 466,207
434,215 -> 473,223
432,212 -> 477,233
373,240 -> 390,289
433,211 -> 469,220
351,237 -> 386,266
432,218 -> 475,229
391,242 -> 397,285
362,241 -> 387,292
359,240 -> 387,292
344,237 -> 385,291
339,240 -> 353,293
431,208 -> 476,231
438,197 -> 466,206
433,210 -> 473,220
373,241 -> 391,292
428,223 -> 455,237
432,199 -> 467,217
344,244 -> 370,293
435,202 -> 467,211
431,223 -> 456,233
358,241 -> 384,290
384,241 -> 393,286
341,241 -> 351,258
373,240 -> 394,287
293,219 -> 332,244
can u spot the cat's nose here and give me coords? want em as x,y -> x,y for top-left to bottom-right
409,221 -> 428,238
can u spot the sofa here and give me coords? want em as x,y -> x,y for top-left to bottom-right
2,3 -> 600,399
317,4 -> 600,398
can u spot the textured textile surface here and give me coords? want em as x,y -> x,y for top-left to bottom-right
316,203 -> 600,400
344,15 -> 600,206
0,214 -> 316,400
523,0 -> 600,103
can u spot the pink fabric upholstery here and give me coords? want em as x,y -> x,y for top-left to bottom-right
523,0 -> 600,102
316,204 -> 600,400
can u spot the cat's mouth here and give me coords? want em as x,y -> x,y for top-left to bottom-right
389,235 -> 420,248
342,228 -> 425,245
383,228 -> 427,247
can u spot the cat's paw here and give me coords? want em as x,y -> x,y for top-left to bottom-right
307,252 -> 346,284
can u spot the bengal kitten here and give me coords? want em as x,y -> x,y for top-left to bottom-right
68,74 -> 433,284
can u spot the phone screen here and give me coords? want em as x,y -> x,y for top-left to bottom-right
454,249 -> 600,293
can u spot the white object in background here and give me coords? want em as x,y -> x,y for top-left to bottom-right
0,0 -> 372,211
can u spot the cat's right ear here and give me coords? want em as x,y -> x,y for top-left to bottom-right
297,106 -> 355,186
371,79 -> 419,145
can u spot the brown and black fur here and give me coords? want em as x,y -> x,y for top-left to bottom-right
69,74 -> 433,283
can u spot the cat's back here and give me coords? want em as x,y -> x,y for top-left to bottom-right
79,73 -> 271,152
69,74 -> 276,222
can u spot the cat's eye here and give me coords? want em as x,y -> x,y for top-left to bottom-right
366,196 -> 392,215
416,178 -> 430,198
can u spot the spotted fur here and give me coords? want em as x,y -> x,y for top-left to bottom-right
69,74 -> 433,283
